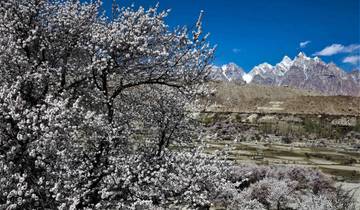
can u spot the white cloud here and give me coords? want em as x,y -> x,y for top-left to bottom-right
314,44 -> 344,56
232,48 -> 241,54
314,44 -> 360,56
299,40 -> 311,48
343,55 -> 360,65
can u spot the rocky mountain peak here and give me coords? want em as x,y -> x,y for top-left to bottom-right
222,62 -> 241,71
211,53 -> 360,96
313,56 -> 321,62
276,55 -> 293,75
281,55 -> 293,64
251,62 -> 273,75
210,63 -> 245,82
296,52 -> 310,59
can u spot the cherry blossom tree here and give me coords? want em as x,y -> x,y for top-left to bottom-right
0,0 -> 213,208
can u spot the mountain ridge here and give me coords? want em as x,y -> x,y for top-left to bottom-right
210,52 -> 360,96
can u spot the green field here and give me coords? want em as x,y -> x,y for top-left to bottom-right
203,140 -> 360,182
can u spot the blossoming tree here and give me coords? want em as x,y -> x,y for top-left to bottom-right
0,1 -> 356,209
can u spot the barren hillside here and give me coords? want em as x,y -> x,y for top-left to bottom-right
203,82 -> 360,116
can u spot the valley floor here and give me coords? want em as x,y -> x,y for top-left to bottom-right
193,110 -> 360,207
203,140 -> 360,183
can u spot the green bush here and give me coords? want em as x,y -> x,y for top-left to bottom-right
303,118 -> 321,134
354,120 -> 360,132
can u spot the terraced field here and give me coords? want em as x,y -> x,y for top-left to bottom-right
203,140 -> 360,182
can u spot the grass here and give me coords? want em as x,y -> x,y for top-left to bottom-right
199,114 -> 215,126
304,152 -> 357,165
263,149 -> 304,158
255,116 -> 352,140
319,167 -> 360,182
202,140 -> 360,182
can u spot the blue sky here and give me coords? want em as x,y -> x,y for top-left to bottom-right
98,0 -> 359,72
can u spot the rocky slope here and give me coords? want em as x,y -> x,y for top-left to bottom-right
210,63 -> 246,83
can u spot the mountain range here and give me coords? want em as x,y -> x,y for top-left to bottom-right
210,52 -> 360,96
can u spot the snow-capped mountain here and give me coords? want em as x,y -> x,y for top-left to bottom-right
250,52 -> 314,85
275,55 -> 293,76
211,52 -> 360,96
210,63 -> 246,83
349,69 -> 360,82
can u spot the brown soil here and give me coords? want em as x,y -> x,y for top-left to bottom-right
203,82 -> 360,116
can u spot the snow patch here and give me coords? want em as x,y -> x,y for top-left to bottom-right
297,52 -> 310,60
242,74 -> 253,83
279,56 -> 293,68
313,56 -> 321,62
